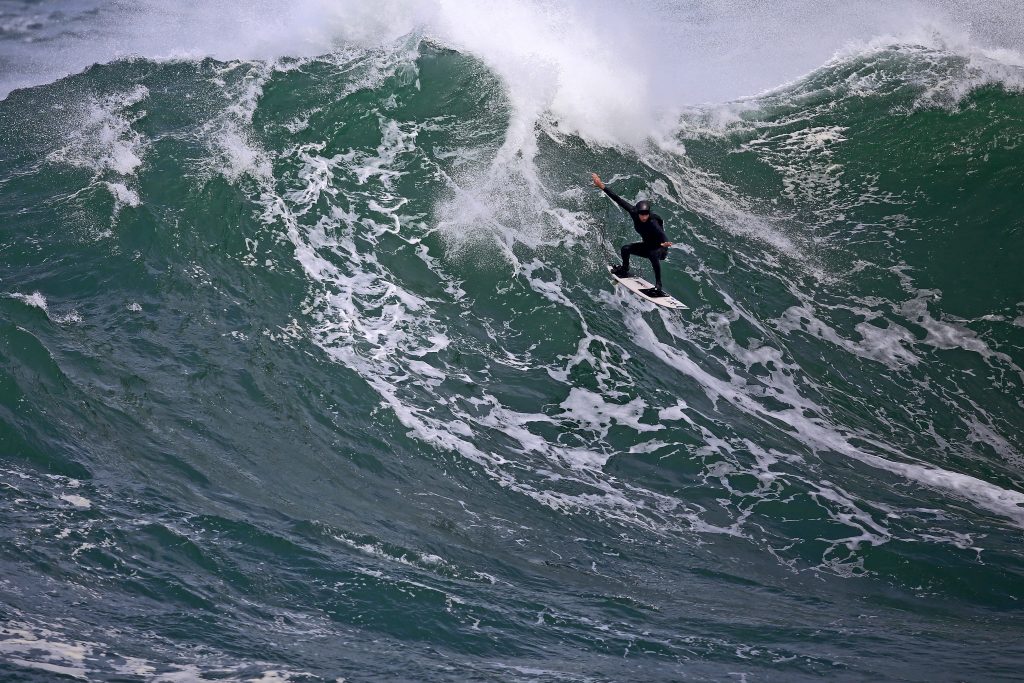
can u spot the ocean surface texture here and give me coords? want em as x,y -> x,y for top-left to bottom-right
2,1 -> 1023,680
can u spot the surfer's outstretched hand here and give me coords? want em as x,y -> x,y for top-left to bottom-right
662,242 -> 673,247
591,173 -> 605,190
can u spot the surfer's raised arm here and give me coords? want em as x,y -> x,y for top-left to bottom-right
591,173 -> 635,214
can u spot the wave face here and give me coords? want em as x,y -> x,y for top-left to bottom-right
2,2 -> 1024,681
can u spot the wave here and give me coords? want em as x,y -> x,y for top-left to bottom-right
2,8 -> 1024,681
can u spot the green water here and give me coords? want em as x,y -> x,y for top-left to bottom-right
2,35 -> 1024,682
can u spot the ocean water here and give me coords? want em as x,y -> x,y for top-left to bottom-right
2,1 -> 1023,681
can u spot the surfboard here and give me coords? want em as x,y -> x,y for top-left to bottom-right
608,266 -> 687,310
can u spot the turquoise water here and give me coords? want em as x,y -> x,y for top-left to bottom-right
2,3 -> 1024,681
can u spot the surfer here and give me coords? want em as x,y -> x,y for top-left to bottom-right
591,173 -> 673,297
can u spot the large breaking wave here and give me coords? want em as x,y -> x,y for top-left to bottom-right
2,1 -> 1024,680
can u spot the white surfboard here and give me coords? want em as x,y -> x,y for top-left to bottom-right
608,266 -> 687,310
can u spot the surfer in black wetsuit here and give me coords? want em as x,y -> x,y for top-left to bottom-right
592,173 -> 673,296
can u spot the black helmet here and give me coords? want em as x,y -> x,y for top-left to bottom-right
635,200 -> 651,214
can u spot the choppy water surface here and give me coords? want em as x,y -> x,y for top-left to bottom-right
2,1 -> 1024,680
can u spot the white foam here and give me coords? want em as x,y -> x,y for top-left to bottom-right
621,302 -> 1024,529
194,62 -> 276,184
212,125 -> 274,183
741,124 -> 849,210
105,182 -> 142,209
7,292 -> 81,324
60,494 -> 91,510
49,86 -> 149,178
658,402 -> 691,423
352,119 -> 417,187
0,624 -> 89,681
0,619 -> 309,681
7,657 -> 86,680
53,310 -> 83,325
246,670 -> 311,682
901,293 -> 1022,376
558,388 -> 662,438
777,304 -> 920,368
9,291 -> 48,312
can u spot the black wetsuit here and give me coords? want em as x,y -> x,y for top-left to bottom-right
603,186 -> 669,289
